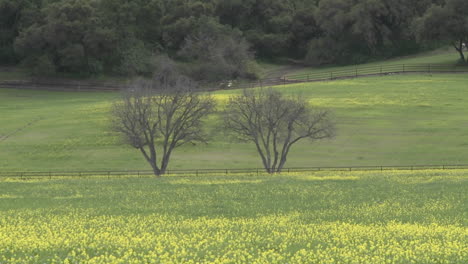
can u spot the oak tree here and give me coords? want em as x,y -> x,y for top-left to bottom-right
224,89 -> 335,173
111,74 -> 215,176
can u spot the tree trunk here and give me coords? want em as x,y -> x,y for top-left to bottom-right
160,149 -> 174,176
139,147 -> 162,177
277,143 -> 292,173
151,165 -> 162,177
457,48 -> 466,64
276,155 -> 287,173
253,140 -> 272,174
454,40 -> 466,63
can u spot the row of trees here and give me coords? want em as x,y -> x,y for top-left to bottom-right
1,0 -> 467,78
1,0 -> 258,80
111,72 -> 334,176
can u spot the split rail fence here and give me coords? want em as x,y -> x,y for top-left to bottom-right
283,63 -> 468,82
1,164 -> 468,179
1,64 -> 467,92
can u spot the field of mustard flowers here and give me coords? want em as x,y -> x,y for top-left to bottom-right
0,170 -> 466,263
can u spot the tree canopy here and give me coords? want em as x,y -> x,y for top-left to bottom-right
414,0 -> 468,64
0,0 -> 463,77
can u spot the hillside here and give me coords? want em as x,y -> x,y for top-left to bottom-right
1,73 -> 468,172
288,48 -> 462,79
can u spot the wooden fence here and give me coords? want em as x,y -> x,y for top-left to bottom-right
1,164 -> 468,179
283,64 -> 468,82
1,63 -> 467,92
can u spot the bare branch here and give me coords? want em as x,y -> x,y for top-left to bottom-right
111,74 -> 215,176
224,88 -> 335,173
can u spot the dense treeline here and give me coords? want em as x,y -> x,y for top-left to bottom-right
0,0 -> 466,79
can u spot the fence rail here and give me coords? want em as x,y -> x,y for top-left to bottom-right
1,63 -> 467,92
1,164 -> 468,179
284,63 -> 468,82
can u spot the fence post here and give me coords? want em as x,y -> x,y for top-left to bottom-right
225,169 -> 228,175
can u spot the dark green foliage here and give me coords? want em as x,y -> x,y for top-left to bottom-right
0,1 -> 17,64
305,0 -> 438,65
116,38 -> 155,76
160,0 -> 217,50
14,0 -> 117,75
178,18 -> 257,81
0,0 -> 459,76
0,0 -> 41,64
414,0 -> 468,64
217,0 -> 319,58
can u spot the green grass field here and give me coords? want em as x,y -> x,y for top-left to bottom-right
1,74 -> 468,172
290,48 -> 461,78
0,170 -> 466,263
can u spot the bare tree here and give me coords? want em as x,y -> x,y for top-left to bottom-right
224,89 -> 335,173
111,77 -> 215,176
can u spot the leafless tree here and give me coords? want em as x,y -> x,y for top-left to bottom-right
224,89 -> 335,173
111,76 -> 215,176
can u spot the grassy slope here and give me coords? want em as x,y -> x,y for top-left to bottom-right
1,73 -> 468,171
290,48 -> 461,77
0,171 -> 466,263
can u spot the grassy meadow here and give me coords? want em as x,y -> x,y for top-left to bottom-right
0,170 -> 466,263
1,74 -> 468,172
290,48 -> 461,77
1,49 -> 466,264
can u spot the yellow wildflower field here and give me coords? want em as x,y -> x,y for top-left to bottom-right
0,170 -> 466,263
